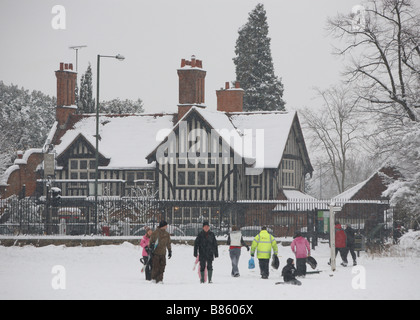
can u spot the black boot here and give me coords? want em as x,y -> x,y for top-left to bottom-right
208,270 -> 213,284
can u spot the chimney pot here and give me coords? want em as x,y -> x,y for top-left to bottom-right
64,63 -> 69,70
60,63 -> 64,71
217,81 -> 244,113
69,63 -> 73,70
235,81 -> 241,89
177,56 -> 206,121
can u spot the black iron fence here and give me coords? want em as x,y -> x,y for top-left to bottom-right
0,196 -> 394,244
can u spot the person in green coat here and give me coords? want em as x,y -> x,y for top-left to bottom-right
250,226 -> 278,279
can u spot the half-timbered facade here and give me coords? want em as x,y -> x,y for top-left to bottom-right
0,57 -> 313,229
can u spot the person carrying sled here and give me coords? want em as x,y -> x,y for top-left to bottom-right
250,226 -> 278,279
194,221 -> 219,283
290,231 -> 311,277
281,258 -> 302,286
140,227 -> 153,281
150,221 -> 172,284
227,226 -> 250,277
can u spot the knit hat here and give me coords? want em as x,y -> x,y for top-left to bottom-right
287,258 -> 294,265
203,221 -> 209,227
158,220 -> 168,228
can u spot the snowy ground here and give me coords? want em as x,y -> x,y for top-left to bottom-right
0,241 -> 419,300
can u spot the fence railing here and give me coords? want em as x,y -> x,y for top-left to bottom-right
0,196 -> 392,242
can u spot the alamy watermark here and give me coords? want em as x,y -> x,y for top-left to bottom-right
51,5 -> 66,30
351,5 -> 366,31
51,265 -> 66,290
155,121 -> 265,175
351,265 -> 366,290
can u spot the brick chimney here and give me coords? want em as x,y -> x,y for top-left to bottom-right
177,55 -> 206,121
216,81 -> 244,113
55,62 -> 77,128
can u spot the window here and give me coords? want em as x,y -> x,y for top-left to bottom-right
146,171 -> 154,181
251,174 -> 261,187
188,172 -> 196,185
69,158 -> 96,180
178,172 -> 186,186
126,172 -> 135,186
282,159 -> 296,188
176,158 -> 216,187
171,207 -> 220,225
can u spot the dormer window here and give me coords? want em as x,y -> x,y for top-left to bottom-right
282,159 -> 296,188
69,158 -> 96,179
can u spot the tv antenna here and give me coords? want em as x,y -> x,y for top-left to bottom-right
69,45 -> 88,72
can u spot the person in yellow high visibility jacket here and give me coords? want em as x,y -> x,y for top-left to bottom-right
251,226 -> 278,279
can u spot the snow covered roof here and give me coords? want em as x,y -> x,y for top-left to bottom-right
228,110 -> 297,168
333,166 -> 400,201
333,178 -> 371,201
54,114 -> 175,169
0,148 -> 44,186
0,165 -> 19,187
52,106 -> 311,172
147,106 -> 304,169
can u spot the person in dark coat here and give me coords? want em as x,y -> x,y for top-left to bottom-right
281,258 -> 302,286
150,221 -> 172,284
194,221 -> 219,283
344,224 -> 357,266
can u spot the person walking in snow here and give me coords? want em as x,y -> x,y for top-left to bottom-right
140,227 -> 153,281
150,221 -> 172,284
250,226 -> 278,279
329,222 -> 348,267
227,226 -> 250,277
194,221 -> 219,283
290,231 -> 311,277
281,258 -> 302,286
344,224 -> 357,266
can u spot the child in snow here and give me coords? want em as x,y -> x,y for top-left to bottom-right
281,258 -> 302,286
140,227 -> 153,281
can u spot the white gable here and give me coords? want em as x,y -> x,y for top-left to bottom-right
55,114 -> 175,169
229,111 -> 296,168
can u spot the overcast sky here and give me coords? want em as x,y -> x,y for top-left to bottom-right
0,0 -> 359,114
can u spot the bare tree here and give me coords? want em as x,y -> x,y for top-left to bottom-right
327,0 -> 420,123
301,85 -> 368,196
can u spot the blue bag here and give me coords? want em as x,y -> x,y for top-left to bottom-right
248,257 -> 255,269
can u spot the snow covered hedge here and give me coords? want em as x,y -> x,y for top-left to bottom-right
392,230 -> 420,257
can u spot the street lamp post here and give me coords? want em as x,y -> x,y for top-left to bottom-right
95,54 -> 125,234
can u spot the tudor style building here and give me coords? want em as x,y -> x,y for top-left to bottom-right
0,56 -> 313,228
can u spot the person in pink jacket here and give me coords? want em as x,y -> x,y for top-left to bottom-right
290,231 -> 311,277
140,227 -> 153,281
